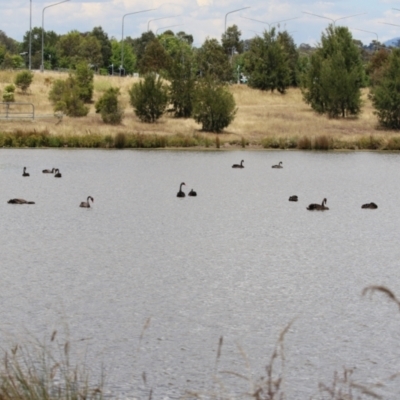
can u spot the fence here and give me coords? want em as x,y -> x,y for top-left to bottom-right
0,102 -> 35,120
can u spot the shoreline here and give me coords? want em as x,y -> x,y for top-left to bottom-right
1,129 -> 400,151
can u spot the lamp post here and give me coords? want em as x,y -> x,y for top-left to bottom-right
41,0 -> 70,72
156,24 -> 184,35
29,0 -> 32,70
241,16 -> 299,30
302,11 -> 366,28
352,28 -> 379,51
121,8 -> 155,75
147,15 -> 182,32
225,7 -> 250,33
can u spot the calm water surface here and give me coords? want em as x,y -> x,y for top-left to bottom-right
1,149 -> 400,399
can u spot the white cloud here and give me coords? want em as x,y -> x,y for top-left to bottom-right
0,0 -> 398,46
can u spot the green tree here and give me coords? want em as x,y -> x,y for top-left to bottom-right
22,27 -> 59,69
243,28 -> 291,93
195,38 -> 233,82
277,31 -> 299,86
301,25 -> 364,118
79,36 -> 103,69
192,78 -> 237,132
49,76 -> 89,117
95,87 -> 124,124
139,39 -> 171,74
132,31 -> 156,69
109,39 -> 136,75
91,26 -> 112,68
57,30 -> 83,68
366,48 -> 390,87
221,25 -> 243,56
129,73 -> 169,123
75,62 -> 94,103
1,53 -> 24,69
14,71 -> 34,93
370,48 -> 400,129
168,57 -> 196,118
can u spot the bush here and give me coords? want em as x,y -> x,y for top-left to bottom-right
370,49 -> 400,129
192,79 -> 237,133
75,62 -> 94,103
49,77 -> 89,117
14,70 -> 34,93
129,73 -> 169,123
95,87 -> 124,124
2,84 -> 15,102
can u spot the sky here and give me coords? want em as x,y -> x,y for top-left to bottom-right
2,0 -> 400,47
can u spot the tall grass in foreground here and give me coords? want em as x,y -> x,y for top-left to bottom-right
4,129 -> 400,150
0,331 -> 103,400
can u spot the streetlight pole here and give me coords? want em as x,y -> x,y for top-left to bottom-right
29,0 -> 32,70
225,7 -> 250,33
121,9 -> 155,75
240,16 -> 299,30
147,15 -> 182,32
156,24 -> 184,35
41,0 -> 70,72
302,11 -> 366,27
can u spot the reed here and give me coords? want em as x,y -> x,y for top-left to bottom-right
0,332 -> 103,400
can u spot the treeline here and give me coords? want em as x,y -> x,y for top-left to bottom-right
2,24 -> 400,129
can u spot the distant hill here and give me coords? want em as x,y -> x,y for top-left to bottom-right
384,37 -> 400,47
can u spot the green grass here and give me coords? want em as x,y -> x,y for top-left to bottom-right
3,129 -> 400,150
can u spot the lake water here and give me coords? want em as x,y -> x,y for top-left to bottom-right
1,149 -> 400,399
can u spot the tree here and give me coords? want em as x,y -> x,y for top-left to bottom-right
370,49 -> 400,129
139,39 -> 171,74
195,38 -> 233,82
110,39 -> 136,75
49,76 -> 89,117
300,25 -> 364,118
22,27 -> 59,69
129,73 -> 169,123
192,78 -> 237,132
277,31 -> 299,86
366,48 -> 390,87
57,30 -> 83,68
91,26 -> 112,68
221,25 -> 243,56
243,28 -> 291,93
79,36 -> 103,69
168,57 -> 196,118
14,71 -> 34,93
95,87 -> 124,124
75,62 -> 94,103
132,31 -> 156,69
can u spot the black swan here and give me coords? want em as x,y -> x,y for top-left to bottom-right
188,189 -> 197,197
80,196 -> 94,208
42,168 -> 56,173
8,198 -> 35,204
289,195 -> 298,202
54,169 -> 62,178
22,167 -> 30,177
232,160 -> 244,168
307,198 -> 329,211
362,202 -> 378,209
272,161 -> 283,169
177,182 -> 186,197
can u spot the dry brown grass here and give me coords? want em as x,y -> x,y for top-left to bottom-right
0,70 -> 399,149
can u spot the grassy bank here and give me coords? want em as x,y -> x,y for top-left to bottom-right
1,71 -> 400,150
3,129 -> 400,150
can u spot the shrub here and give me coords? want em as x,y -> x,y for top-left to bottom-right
129,73 -> 169,123
14,70 -> 34,93
370,49 -> 400,129
75,62 -> 94,103
2,84 -> 15,102
49,77 -> 89,117
192,79 -> 237,133
95,87 -> 124,124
